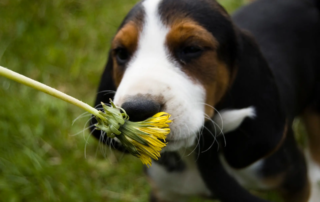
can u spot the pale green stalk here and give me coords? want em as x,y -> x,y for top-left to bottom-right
0,66 -> 105,120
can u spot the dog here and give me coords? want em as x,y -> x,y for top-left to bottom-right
90,0 -> 320,201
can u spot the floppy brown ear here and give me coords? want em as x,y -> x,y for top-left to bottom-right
89,52 -> 128,152
218,30 -> 286,169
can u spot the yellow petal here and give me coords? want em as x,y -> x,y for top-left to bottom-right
138,127 -> 170,140
151,112 -> 170,118
138,154 -> 152,167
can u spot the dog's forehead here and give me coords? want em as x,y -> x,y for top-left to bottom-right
122,0 -> 228,28
158,0 -> 229,24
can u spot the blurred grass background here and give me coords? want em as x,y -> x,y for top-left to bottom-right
0,0 -> 284,201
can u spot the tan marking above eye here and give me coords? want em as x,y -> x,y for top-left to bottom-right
112,22 -> 139,53
166,20 -> 218,51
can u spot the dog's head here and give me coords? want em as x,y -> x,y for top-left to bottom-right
94,0 -> 238,151
93,0 -> 286,167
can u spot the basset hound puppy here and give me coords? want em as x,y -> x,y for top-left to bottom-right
91,0 -> 320,201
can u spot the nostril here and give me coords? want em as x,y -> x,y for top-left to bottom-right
121,97 -> 161,122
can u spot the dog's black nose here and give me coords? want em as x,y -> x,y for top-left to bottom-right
121,97 -> 161,122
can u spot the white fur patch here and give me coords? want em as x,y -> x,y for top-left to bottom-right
305,150 -> 320,202
113,0 -> 206,151
214,107 -> 256,133
147,152 -> 211,201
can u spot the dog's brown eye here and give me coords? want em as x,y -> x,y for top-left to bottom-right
114,48 -> 129,65
177,46 -> 203,63
183,46 -> 202,56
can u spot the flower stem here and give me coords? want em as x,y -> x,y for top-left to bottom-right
0,66 -> 104,120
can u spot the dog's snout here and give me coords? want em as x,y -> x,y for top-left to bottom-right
121,97 -> 161,122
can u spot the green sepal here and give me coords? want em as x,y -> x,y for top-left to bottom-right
101,102 -> 126,125
116,134 -> 139,155
120,126 -> 149,146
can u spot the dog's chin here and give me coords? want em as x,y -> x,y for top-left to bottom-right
162,137 -> 197,152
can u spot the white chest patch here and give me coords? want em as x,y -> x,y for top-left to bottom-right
147,152 -> 211,201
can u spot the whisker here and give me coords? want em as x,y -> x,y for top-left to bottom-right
97,90 -> 116,95
72,112 -> 92,126
204,114 -> 223,135
96,130 -> 107,158
201,125 -> 219,153
71,125 -> 96,137
195,126 -> 206,161
202,103 -> 224,130
187,128 -> 202,160
83,116 -> 96,138
108,137 -> 117,160
212,107 -> 226,146
198,101 -> 226,147
83,126 -> 95,158
204,113 -> 226,151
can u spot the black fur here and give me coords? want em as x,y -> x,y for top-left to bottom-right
197,121 -> 270,202
219,30 -> 286,169
314,0 -> 320,10
154,152 -> 186,172
260,127 -> 309,198
233,0 -> 320,119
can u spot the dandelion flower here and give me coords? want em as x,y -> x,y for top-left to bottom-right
95,101 -> 171,167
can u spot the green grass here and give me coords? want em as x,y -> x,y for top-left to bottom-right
0,0 -> 282,202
